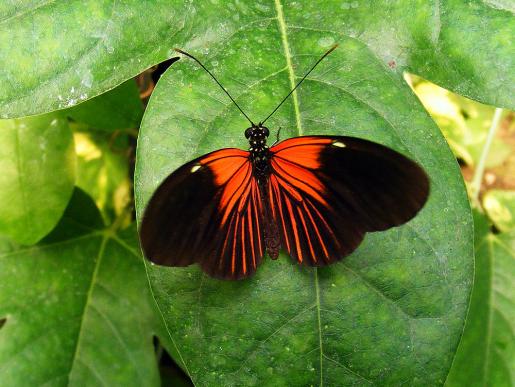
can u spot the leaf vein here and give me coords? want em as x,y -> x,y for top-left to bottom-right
67,235 -> 108,383
233,304 -> 316,374
0,0 -> 56,24
88,301 -> 145,383
322,354 -> 373,384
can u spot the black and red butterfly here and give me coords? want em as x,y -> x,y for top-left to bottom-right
139,45 -> 430,280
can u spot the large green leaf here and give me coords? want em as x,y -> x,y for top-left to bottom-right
446,212 -> 515,386
134,26 -> 473,385
0,113 -> 75,245
0,189 -> 171,386
1,1 -> 513,118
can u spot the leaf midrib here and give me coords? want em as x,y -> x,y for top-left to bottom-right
274,0 -> 303,136
314,267 -> 324,386
65,231 -> 148,386
67,234 -> 108,384
273,1 -> 322,385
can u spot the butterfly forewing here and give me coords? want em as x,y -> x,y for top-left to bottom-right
268,136 -> 430,266
140,148 -> 265,279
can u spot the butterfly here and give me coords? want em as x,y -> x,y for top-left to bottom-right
139,45 -> 430,280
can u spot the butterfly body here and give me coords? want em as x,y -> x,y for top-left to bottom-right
243,124 -> 282,260
246,124 -> 272,182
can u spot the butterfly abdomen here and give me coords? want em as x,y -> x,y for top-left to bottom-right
258,181 -> 281,259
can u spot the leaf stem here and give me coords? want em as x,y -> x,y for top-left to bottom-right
470,107 -> 503,206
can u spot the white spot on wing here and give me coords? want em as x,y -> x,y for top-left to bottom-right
191,165 -> 201,173
333,141 -> 346,148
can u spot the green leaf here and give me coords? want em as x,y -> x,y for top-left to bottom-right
0,113 -> 75,245
0,189 -> 173,386
402,0 -> 514,108
74,129 -> 132,223
483,190 -> 515,232
134,29 -> 473,385
1,1 -> 513,118
67,80 -> 143,131
446,212 -> 515,386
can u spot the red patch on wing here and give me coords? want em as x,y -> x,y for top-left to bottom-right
200,149 -> 252,224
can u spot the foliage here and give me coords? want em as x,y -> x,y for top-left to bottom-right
483,190 -> 515,233
0,1 -> 513,386
409,63 -> 515,387
0,190 -> 170,386
446,212 -> 515,386
409,76 -> 513,168
135,36 -> 472,384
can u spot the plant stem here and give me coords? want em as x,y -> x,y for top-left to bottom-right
470,107 -> 503,206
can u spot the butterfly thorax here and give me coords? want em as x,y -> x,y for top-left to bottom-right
245,124 -> 271,183
245,124 -> 281,259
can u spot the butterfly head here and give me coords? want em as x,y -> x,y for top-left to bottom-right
245,123 -> 270,147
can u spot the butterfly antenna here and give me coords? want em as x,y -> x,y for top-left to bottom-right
261,44 -> 338,125
174,48 -> 255,126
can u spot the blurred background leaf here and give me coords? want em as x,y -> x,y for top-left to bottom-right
66,78 -> 141,224
446,212 -> 515,386
73,128 -> 132,224
0,113 -> 75,245
483,190 -> 515,233
408,74 -> 514,169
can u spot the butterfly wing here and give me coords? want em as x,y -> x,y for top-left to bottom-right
268,136 -> 429,266
140,148 -> 265,279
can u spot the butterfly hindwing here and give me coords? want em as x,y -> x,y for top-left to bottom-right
140,148 -> 265,279
269,135 -> 430,266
